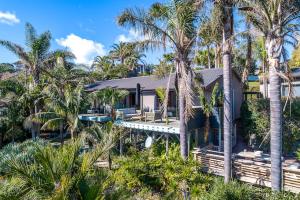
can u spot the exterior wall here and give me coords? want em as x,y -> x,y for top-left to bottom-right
232,75 -> 243,119
141,91 -> 157,111
260,81 -> 300,97
204,74 -> 243,120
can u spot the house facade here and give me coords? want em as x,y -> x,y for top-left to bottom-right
260,68 -> 300,97
86,68 -> 243,120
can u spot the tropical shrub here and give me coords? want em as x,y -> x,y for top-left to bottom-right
0,134 -> 117,200
105,144 -> 213,199
199,179 -> 298,200
241,99 -> 300,154
0,139 -> 46,175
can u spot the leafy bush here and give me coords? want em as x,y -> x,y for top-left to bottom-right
0,139 -> 47,175
199,179 -> 298,200
105,144 -> 213,199
241,99 -> 300,154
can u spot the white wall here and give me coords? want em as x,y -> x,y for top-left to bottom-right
141,93 -> 156,111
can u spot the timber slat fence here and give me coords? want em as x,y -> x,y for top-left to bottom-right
192,148 -> 300,193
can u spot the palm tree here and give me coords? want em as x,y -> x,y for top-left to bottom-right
92,55 -> 129,80
198,83 -> 221,145
109,42 -> 145,71
240,0 -> 300,191
213,0 -> 234,183
36,80 -> 84,142
117,0 -> 204,159
0,23 -> 73,139
89,88 -> 129,119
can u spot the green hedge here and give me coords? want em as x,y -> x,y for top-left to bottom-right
241,99 -> 300,155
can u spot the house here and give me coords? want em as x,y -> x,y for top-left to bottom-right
259,68 -> 300,97
86,68 -> 243,119
82,68 -> 243,150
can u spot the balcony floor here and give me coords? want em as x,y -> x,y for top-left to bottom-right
114,118 -> 180,134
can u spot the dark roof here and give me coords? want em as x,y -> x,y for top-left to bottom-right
86,68 -> 227,92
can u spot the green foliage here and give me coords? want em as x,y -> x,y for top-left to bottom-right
289,45 -> 300,68
0,135 -> 116,199
0,139 -> 46,175
199,179 -> 298,200
155,87 -> 166,104
106,144 -> 213,199
0,63 -> 15,73
241,99 -> 300,154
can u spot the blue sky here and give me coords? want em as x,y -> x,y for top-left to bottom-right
0,0 -> 166,65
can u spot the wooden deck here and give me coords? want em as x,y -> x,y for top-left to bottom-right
114,118 -> 180,134
192,148 -> 300,193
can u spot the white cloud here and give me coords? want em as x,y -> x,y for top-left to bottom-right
0,11 -> 20,25
116,29 -> 146,43
56,34 -> 106,65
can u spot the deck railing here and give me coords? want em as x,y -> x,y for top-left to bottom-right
192,148 -> 300,193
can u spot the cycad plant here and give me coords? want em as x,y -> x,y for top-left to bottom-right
0,134 -> 117,200
82,122 -> 127,169
117,0 -> 205,159
198,83 -> 221,145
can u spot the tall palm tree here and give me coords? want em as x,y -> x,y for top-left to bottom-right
240,0 -> 300,191
0,23 -> 73,139
36,80 -> 84,141
92,56 -> 129,80
214,0 -> 234,183
109,42 -> 145,71
198,83 -> 221,144
117,0 -> 204,159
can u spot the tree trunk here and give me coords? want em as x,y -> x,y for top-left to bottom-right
222,3 -> 233,184
108,151 -> 112,170
269,57 -> 283,191
70,129 -> 74,140
207,45 -> 211,69
179,87 -> 188,159
204,115 -> 210,144
60,121 -> 64,146
177,59 -> 188,160
0,132 -> 4,149
263,59 -> 268,98
214,45 -> 219,68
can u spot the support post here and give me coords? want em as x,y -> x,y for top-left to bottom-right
120,137 -> 124,155
195,129 -> 199,148
165,134 -> 169,156
187,133 -> 191,155
218,107 -> 222,152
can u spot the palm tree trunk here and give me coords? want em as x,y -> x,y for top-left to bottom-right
222,3 -> 233,183
214,45 -> 219,68
204,115 -> 210,144
207,45 -> 211,69
269,57 -> 283,191
179,79 -> 188,160
263,59 -> 268,98
177,59 -> 188,160
0,132 -> 4,149
60,121 -> 64,146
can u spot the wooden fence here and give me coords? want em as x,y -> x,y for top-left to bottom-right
192,148 -> 300,193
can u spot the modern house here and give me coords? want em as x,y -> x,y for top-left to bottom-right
81,68 -> 243,150
259,68 -> 300,97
